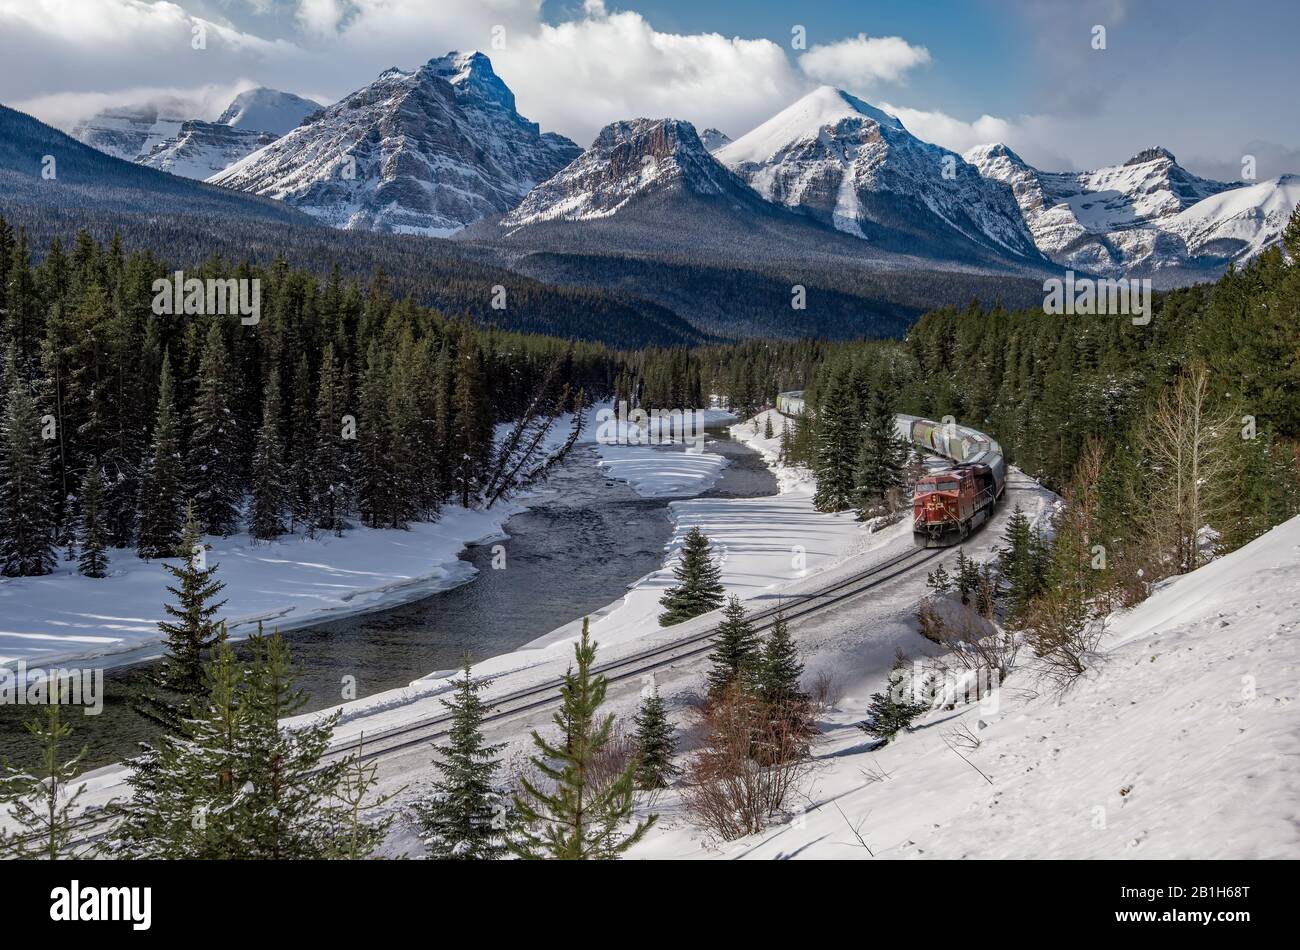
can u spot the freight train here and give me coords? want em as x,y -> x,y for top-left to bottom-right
772,394 -> 1006,547
895,415 -> 1006,547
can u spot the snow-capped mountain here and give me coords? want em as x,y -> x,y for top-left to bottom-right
211,51 -> 581,236
71,104 -> 188,162
715,86 -> 1042,261
501,118 -> 760,227
74,88 -> 320,180
216,87 -> 321,135
964,142 -> 1295,280
699,128 -> 732,152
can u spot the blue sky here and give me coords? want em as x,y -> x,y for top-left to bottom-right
2,0 -> 1297,179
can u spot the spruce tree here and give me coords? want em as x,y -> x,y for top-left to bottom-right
926,563 -> 952,595
705,595 -> 761,699
857,657 -> 928,744
120,641 -> 246,858
854,387 -> 906,518
410,662 -> 509,859
757,609 -> 806,706
136,507 -> 228,732
0,350 -> 56,577
186,323 -> 240,536
631,686 -> 678,791
812,369 -> 859,512
763,414 -> 774,439
136,355 -> 184,558
312,344 -> 349,535
238,630 -> 349,859
76,461 -> 109,577
0,705 -> 95,859
658,526 -> 725,626
511,620 -> 655,859
249,373 -> 288,541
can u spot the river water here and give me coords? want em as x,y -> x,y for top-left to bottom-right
0,427 -> 776,769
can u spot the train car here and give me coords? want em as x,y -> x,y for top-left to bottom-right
912,462 -> 1003,547
776,390 -> 806,416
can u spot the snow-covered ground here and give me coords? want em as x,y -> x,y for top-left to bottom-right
0,505 -> 521,672
0,403 -> 732,674
632,513 -> 1300,860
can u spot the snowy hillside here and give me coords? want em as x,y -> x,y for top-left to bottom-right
716,86 -> 1042,260
965,142 -> 1294,281
211,51 -> 580,235
635,509 -> 1300,859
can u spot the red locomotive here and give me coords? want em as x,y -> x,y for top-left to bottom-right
912,463 -> 1003,547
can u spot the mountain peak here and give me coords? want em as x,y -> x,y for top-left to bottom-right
422,50 -> 515,111
500,116 -> 756,228
1124,146 -> 1177,167
716,86 -> 903,168
216,87 -> 321,135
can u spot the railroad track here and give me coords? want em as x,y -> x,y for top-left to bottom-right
332,543 -> 942,764
9,543 -> 942,852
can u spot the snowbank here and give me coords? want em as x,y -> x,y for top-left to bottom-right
633,513 -> 1300,859
0,504 -> 521,671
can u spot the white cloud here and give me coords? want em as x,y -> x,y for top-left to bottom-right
491,10 -> 803,146
798,34 -> 930,89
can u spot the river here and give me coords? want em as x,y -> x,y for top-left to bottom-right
0,426 -> 776,768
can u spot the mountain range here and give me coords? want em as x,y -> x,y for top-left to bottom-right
6,48 -> 1297,346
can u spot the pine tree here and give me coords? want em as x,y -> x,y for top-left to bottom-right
926,563 -> 952,595
511,620 -> 656,859
238,630 -> 349,859
854,387 -> 906,518
410,662 -> 509,860
705,595 -> 761,699
0,349 -> 56,577
812,370 -> 859,512
186,323 -> 240,536
249,373 -> 288,541
631,685 -> 678,791
136,355 -> 184,558
119,641 -> 246,858
857,658 -> 928,744
135,507 -> 228,732
312,344 -> 349,535
658,526 -> 725,626
0,705 -> 95,859
763,414 -> 774,439
756,609 -> 805,706
76,461 -> 109,577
